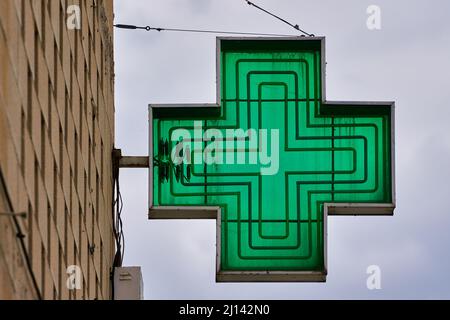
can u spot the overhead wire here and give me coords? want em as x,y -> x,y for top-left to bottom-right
243,0 -> 314,36
115,0 -> 315,37
114,24 -> 297,37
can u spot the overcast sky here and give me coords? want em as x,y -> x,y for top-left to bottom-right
113,0 -> 450,299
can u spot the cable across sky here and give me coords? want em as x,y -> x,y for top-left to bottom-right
115,0 -> 314,37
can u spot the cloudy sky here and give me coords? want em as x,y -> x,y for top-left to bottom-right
113,0 -> 450,299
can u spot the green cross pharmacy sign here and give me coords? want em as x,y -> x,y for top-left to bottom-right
148,37 -> 395,282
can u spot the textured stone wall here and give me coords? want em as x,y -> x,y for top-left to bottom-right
0,0 -> 115,300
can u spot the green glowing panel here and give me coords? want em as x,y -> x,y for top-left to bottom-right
149,38 -> 395,282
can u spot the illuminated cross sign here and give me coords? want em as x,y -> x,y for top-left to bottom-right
149,37 -> 395,282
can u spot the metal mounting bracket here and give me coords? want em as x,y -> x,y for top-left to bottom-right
119,156 -> 149,168
113,148 -> 149,169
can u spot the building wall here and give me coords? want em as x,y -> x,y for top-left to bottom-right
0,0 -> 115,300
